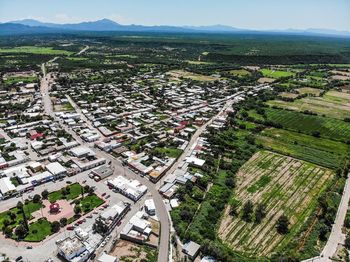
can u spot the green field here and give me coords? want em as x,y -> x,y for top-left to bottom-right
24,219 -> 52,242
48,183 -> 83,203
229,69 -> 251,77
219,150 -> 334,256
255,108 -> 350,142
256,128 -> 349,169
260,69 -> 295,79
267,91 -> 350,119
153,147 -> 183,158
80,194 -> 104,213
0,46 -> 73,55
0,201 -> 43,230
3,75 -> 38,85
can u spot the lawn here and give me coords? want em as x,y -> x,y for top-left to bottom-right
255,107 -> 350,143
80,194 -> 104,213
24,218 -> 52,242
256,128 -> 349,169
260,69 -> 295,79
48,183 -> 83,203
267,90 -> 350,119
0,201 -> 43,230
154,147 -> 183,158
219,150 -> 334,256
0,46 -> 73,55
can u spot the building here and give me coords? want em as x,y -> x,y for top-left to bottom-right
107,176 -> 147,201
57,236 -> 89,262
0,177 -> 16,197
144,199 -> 156,216
97,254 -> 118,262
46,162 -> 67,177
70,146 -> 95,158
90,165 -> 113,181
183,241 -> 201,260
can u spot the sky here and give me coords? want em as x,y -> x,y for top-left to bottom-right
0,0 -> 349,31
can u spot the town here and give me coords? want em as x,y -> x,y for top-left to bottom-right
0,3 -> 350,262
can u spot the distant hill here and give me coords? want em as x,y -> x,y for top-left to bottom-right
1,18 -> 349,37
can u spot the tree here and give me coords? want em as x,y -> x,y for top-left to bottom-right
59,217 -> 68,227
14,224 -> 27,239
51,221 -> 60,233
41,190 -> 49,200
255,203 -> 266,223
242,200 -> 254,222
345,234 -> 350,249
33,194 -> 41,203
3,226 -> 13,237
74,205 -> 82,216
276,214 -> 289,234
318,224 -> 329,241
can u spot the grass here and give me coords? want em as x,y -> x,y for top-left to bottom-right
153,147 -> 183,158
257,107 -> 350,143
167,70 -> 218,82
0,201 -> 42,230
80,194 -> 104,213
267,90 -> 350,120
260,69 -> 295,79
48,183 -> 83,203
229,69 -> 251,77
24,219 -> 52,242
0,46 -> 73,55
296,87 -> 323,96
3,75 -> 37,85
219,150 -> 334,257
256,128 -> 349,169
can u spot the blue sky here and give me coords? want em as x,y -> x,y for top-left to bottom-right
0,0 -> 349,30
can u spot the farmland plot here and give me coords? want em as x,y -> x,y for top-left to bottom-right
267,90 -> 350,119
262,108 -> 350,142
256,128 -> 349,169
219,150 -> 334,256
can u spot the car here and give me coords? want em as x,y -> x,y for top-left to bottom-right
102,192 -> 107,197
87,215 -> 93,218
82,180 -> 87,184
103,204 -> 109,208
105,194 -> 110,199
112,189 -> 118,193
77,220 -> 83,224
67,226 -> 74,230
108,185 -> 113,189
89,254 -> 96,260
93,211 -> 98,214
66,181 -> 72,184
16,256 -> 23,262
26,246 -> 33,249
117,221 -> 122,226
100,241 -> 107,247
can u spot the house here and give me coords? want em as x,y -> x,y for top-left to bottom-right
97,254 -> 118,262
144,199 -> 156,216
46,162 -> 67,178
183,241 -> 201,260
57,236 -> 89,262
0,177 -> 16,197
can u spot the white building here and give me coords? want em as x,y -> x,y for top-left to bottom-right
144,199 -> 156,216
108,176 -> 147,201
0,177 -> 16,196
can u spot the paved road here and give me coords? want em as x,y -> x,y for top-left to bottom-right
303,173 -> 350,262
41,76 -> 170,262
77,45 -> 89,55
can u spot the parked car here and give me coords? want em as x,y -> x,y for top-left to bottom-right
26,246 -> 33,249
66,181 -> 72,184
87,215 -> 93,218
67,226 -> 74,230
105,194 -> 110,199
102,192 -> 107,197
16,256 -> 23,262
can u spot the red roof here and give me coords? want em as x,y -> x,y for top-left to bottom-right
30,133 -> 44,140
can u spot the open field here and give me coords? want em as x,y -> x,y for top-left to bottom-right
256,128 -> 349,169
219,150 -> 334,256
296,87 -> 323,96
3,75 -> 38,85
0,46 -> 73,55
167,70 -> 218,82
260,69 -> 295,79
267,90 -> 350,119
48,183 -> 83,203
260,108 -> 350,142
229,69 -> 251,77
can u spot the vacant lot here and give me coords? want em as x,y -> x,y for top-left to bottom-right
219,150 -> 334,256
229,69 -> 251,77
267,90 -> 350,119
167,70 -> 218,82
296,87 -> 323,96
256,128 -> 349,169
260,108 -> 350,142
260,69 -> 295,79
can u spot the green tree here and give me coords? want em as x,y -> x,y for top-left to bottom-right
255,203 -> 266,223
242,200 -> 253,222
276,214 -> 289,234
41,190 -> 49,200
51,221 -> 60,233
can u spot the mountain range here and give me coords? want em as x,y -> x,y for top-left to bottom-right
0,18 -> 349,37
